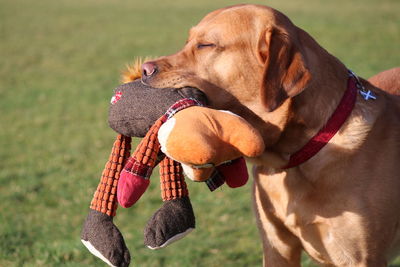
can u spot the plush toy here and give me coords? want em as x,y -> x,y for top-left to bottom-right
81,81 -> 207,267
81,65 -> 265,266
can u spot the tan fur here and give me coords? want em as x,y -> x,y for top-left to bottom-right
368,67 -> 400,95
141,5 -> 400,266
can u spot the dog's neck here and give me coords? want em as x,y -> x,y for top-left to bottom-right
270,54 -> 354,166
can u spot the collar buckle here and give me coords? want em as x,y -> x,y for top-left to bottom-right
348,69 -> 376,100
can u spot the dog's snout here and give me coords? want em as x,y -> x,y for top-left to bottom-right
142,61 -> 157,78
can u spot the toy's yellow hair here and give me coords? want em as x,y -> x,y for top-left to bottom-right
121,57 -> 153,84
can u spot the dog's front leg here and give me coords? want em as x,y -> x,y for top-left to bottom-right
253,177 -> 302,267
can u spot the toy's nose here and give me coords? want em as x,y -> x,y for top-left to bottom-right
142,61 -> 157,77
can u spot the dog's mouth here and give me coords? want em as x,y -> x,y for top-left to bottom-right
141,75 -> 209,106
176,86 -> 208,106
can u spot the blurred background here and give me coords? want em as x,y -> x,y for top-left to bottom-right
1,0 -> 399,266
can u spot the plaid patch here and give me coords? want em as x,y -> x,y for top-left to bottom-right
110,91 -> 123,104
165,98 -> 203,120
123,158 -> 153,180
205,170 -> 225,192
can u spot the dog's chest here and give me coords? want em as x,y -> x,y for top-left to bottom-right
257,169 -> 370,265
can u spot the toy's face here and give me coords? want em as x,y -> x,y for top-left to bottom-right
157,106 -> 265,184
108,80 -> 207,137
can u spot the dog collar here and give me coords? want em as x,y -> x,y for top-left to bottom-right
282,70 -> 374,169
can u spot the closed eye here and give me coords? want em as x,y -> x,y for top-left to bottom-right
197,43 -> 216,49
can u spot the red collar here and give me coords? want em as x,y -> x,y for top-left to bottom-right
282,76 -> 358,169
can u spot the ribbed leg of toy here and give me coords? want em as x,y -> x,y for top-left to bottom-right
90,134 -> 131,216
130,116 -> 165,166
160,157 -> 189,201
82,134 -> 132,267
143,157 -> 195,250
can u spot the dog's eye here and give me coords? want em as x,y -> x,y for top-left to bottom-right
197,43 -> 216,49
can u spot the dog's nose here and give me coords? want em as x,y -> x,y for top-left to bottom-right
142,62 -> 157,77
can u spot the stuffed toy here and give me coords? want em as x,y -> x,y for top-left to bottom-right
81,64 -> 265,267
81,81 -> 207,267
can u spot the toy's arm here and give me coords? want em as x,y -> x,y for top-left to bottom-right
117,117 -> 164,208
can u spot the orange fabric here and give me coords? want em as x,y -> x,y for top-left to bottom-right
124,117 -> 164,177
161,107 -> 265,174
159,157 -> 188,201
90,134 -> 131,216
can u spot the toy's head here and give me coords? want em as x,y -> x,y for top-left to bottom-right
158,106 -> 265,183
108,80 -> 207,137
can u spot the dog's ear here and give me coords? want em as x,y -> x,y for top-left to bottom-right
258,26 -> 312,112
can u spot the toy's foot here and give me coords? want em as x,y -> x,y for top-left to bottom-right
81,209 -> 130,267
144,196 -> 195,249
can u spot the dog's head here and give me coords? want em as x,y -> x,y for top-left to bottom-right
140,5 -> 313,145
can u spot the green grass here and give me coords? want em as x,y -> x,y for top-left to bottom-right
0,0 -> 399,266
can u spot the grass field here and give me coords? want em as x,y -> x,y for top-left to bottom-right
1,0 -> 399,266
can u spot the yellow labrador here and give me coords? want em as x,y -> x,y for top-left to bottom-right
140,5 -> 400,266
369,67 -> 400,95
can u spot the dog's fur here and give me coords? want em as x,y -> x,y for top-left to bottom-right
369,67 -> 400,95
139,5 -> 400,266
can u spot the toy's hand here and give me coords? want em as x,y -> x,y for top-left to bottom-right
158,107 -> 265,182
81,210 -> 130,267
144,196 -> 195,249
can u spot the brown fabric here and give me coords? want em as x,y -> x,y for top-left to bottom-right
144,196 -> 195,249
108,79 -> 207,138
159,157 -> 189,201
90,134 -> 131,216
81,209 -> 131,267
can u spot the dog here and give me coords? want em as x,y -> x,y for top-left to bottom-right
140,4 -> 400,266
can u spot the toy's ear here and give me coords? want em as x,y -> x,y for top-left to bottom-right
158,107 -> 265,179
259,26 -> 312,112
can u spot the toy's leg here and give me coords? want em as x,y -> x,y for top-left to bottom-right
117,117 -> 164,208
159,157 -> 189,201
81,134 -> 131,267
144,157 -> 195,249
